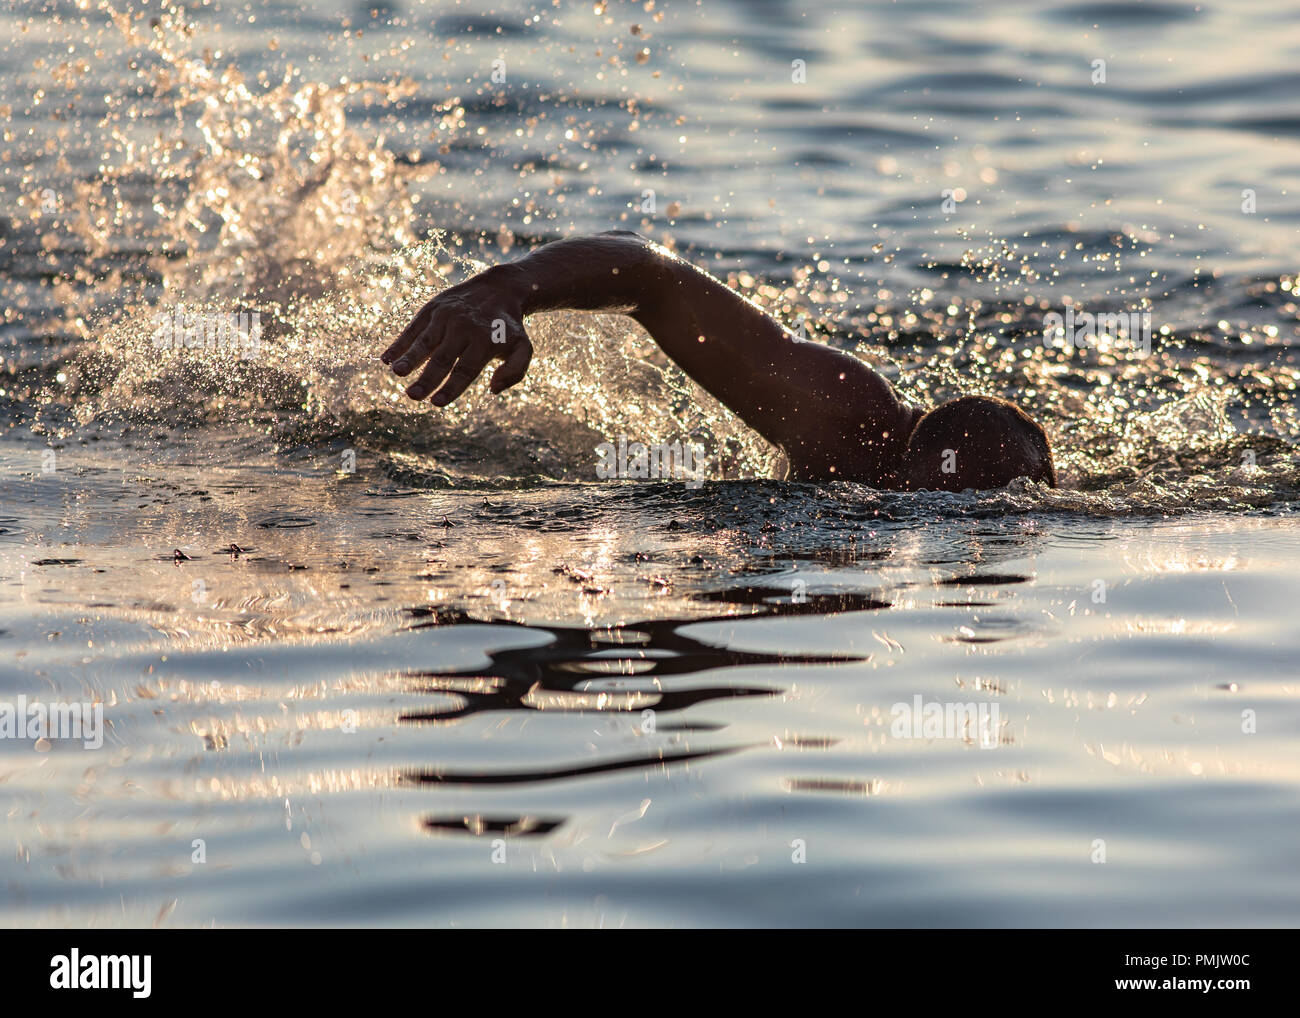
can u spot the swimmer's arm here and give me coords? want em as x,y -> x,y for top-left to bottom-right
382,231 -> 912,478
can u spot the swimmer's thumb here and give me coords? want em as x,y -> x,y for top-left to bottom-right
490,339 -> 533,394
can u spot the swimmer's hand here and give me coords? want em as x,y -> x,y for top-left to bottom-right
382,268 -> 534,405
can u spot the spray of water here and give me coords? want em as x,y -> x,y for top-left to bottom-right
11,1 -> 1299,511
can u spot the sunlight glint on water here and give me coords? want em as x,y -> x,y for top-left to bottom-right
0,0 -> 1298,927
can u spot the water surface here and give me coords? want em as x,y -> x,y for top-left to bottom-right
1,0 -> 1298,927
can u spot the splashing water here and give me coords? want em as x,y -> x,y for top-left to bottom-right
3,0 -> 1297,513
10,2 -> 773,485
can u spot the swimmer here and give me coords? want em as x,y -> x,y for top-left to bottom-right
381,230 -> 1056,491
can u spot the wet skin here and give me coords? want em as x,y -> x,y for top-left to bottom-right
382,230 -> 923,485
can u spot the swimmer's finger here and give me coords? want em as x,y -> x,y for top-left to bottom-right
382,300 -> 435,365
391,306 -> 449,377
406,333 -> 468,400
430,346 -> 493,407
490,339 -> 533,394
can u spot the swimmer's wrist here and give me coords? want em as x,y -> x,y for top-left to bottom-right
469,261 -> 531,312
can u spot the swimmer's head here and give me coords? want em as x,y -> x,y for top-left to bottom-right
900,395 -> 1056,492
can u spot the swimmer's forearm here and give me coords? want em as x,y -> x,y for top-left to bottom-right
381,231 -> 672,402
490,230 -> 667,316
494,230 -> 795,377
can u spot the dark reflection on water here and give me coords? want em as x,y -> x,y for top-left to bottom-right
936,572 -> 1033,586
397,542 -> 1044,826
695,587 -> 892,614
407,744 -> 754,787
423,815 -> 566,838
399,601 -> 873,830
399,608 -> 862,727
